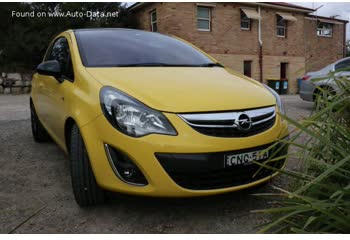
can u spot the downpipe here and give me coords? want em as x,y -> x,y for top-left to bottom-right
258,6 -> 263,83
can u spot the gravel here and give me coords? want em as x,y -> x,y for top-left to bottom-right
0,94 -> 313,233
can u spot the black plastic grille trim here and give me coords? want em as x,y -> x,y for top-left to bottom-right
156,142 -> 288,190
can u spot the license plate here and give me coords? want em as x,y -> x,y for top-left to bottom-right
225,149 -> 269,167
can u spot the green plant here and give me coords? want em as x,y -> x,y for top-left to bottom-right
254,73 -> 350,233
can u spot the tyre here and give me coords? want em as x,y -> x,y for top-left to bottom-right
70,124 -> 105,207
30,100 -> 51,142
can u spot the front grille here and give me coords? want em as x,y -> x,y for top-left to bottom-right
156,142 -> 288,190
179,106 -> 276,138
193,118 -> 275,138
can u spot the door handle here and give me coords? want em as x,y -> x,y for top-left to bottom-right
39,82 -> 44,88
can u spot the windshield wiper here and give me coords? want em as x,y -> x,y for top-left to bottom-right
113,62 -> 224,67
114,63 -> 195,67
196,63 -> 224,67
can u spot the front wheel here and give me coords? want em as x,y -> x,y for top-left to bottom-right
69,124 -> 105,207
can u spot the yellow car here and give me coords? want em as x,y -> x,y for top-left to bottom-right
30,28 -> 289,206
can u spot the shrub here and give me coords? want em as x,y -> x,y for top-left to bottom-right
255,73 -> 350,233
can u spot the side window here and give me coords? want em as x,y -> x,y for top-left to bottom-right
335,60 -> 350,71
47,37 -> 74,81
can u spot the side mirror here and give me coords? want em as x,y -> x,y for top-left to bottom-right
36,60 -> 61,79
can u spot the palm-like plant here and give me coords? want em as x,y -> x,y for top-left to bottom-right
254,73 -> 350,233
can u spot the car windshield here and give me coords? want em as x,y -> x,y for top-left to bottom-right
75,29 -> 220,67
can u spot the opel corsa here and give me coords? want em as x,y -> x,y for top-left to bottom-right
30,29 -> 289,206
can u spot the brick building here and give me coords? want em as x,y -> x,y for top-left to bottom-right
129,2 -> 348,93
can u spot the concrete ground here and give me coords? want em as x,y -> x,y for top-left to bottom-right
0,94 -> 313,233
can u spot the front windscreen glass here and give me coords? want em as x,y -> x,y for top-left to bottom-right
75,29 -> 218,67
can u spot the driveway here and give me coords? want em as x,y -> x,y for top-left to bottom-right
0,94 -> 313,233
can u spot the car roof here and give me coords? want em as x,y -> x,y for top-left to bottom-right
333,56 -> 350,65
325,56 -> 350,70
72,28 -> 147,33
70,28 -> 163,40
308,56 -> 350,75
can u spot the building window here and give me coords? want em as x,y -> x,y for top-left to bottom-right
317,22 -> 333,37
243,61 -> 252,77
197,6 -> 211,31
276,15 -> 287,37
240,10 -> 251,30
150,10 -> 157,32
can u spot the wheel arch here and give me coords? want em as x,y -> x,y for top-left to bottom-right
29,97 -> 34,107
64,117 -> 77,154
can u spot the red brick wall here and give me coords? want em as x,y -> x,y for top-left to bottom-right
132,3 -> 313,56
131,2 -> 346,93
304,18 -> 346,72
259,7 -> 305,57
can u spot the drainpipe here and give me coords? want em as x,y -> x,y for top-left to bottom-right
258,6 -> 263,82
343,22 -> 347,58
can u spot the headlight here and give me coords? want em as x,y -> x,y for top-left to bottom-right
100,86 -> 177,137
263,84 -> 285,114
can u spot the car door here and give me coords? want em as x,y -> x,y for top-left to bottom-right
33,41 -> 56,125
40,36 -> 75,145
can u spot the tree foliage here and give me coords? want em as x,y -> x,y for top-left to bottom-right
0,2 -> 134,72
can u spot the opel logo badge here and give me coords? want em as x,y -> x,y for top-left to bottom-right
236,113 -> 253,131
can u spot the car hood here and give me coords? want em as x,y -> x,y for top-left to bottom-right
86,67 -> 275,113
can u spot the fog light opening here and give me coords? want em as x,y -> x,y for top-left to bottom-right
104,144 -> 148,186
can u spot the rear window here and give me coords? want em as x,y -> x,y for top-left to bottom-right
75,29 -> 215,67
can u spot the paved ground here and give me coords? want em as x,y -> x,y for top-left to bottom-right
0,94 -> 313,233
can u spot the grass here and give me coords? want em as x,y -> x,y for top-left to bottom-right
254,73 -> 350,233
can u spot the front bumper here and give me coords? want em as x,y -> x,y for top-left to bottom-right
80,111 -> 289,197
156,141 -> 288,190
